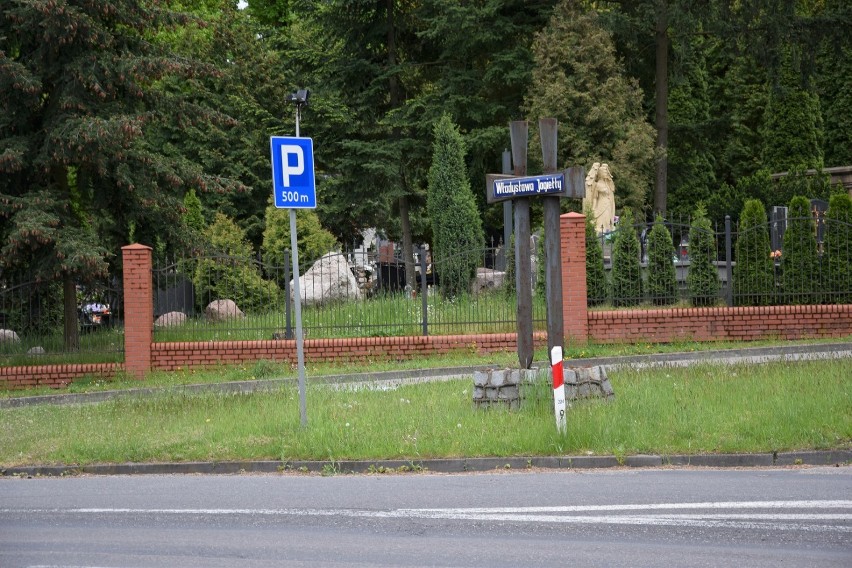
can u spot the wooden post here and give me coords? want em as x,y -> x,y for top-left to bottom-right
510,121 -> 533,369
540,118 -> 564,355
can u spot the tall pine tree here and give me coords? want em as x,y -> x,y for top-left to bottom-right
0,0 -> 242,349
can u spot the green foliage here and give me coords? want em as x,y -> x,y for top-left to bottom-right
609,209 -> 643,306
687,205 -> 720,306
760,48 -> 824,172
262,203 -> 338,270
824,193 -> 852,303
535,231 -> 546,298
585,213 -> 608,306
668,37 -> 716,218
427,115 -> 484,297
193,213 -> 277,313
781,196 -> 819,304
504,232 -> 516,297
734,199 -> 775,306
183,189 -> 206,233
646,215 -> 678,305
524,0 -> 655,213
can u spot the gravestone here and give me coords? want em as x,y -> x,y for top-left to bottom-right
770,206 -> 787,253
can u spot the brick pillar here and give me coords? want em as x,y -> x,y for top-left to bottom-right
122,244 -> 153,379
560,212 -> 588,343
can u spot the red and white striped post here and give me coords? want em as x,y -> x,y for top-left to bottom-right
550,346 -> 567,433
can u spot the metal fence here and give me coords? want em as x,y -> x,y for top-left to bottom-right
0,272 -> 124,364
152,244 -> 546,343
587,214 -> 852,307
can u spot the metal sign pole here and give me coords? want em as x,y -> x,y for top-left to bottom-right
293,99 -> 307,427
290,207 -> 307,427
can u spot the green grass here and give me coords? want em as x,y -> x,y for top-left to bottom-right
1,358 -> 849,467
153,290 -> 546,342
2,335 -> 850,399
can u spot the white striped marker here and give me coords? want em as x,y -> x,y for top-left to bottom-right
551,346 -> 567,433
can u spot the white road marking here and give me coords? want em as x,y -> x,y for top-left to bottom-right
4,500 -> 851,533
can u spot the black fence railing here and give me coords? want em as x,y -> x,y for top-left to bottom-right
152,244 -> 546,343
0,272 -> 124,365
586,214 -> 852,308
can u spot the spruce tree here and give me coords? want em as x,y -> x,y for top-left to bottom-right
733,199 -> 775,306
427,114 -> 484,297
687,205 -> 720,306
610,209 -> 643,307
824,193 -> 852,304
524,1 -> 655,213
0,0 -> 241,349
781,195 -> 819,304
646,215 -> 678,306
585,212 -> 608,307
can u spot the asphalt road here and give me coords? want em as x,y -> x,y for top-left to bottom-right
1,466 -> 850,567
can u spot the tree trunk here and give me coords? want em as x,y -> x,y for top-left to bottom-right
654,0 -> 669,217
63,276 -> 80,352
386,0 -> 416,291
399,195 -> 417,291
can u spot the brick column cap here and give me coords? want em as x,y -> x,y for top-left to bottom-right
122,243 -> 153,252
562,212 -> 586,220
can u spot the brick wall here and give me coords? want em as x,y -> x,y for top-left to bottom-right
588,304 -> 852,343
151,333 -> 548,371
0,364 -> 119,390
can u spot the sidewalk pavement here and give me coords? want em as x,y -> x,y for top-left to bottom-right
2,341 -> 850,477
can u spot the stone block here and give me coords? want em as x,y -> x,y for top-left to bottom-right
473,371 -> 489,387
473,386 -> 485,400
490,369 -> 507,387
485,387 -> 499,400
563,369 -> 578,385
497,385 -> 519,400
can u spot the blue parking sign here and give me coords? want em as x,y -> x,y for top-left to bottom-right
271,136 -> 316,208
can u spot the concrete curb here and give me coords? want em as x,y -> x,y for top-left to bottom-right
2,451 -> 849,478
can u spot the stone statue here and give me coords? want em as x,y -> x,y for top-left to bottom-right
582,162 -> 616,232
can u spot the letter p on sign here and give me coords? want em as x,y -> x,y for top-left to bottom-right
280,145 -> 304,186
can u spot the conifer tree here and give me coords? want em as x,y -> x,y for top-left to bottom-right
427,114 -> 484,297
824,193 -> 852,304
781,195 -> 819,304
262,203 -> 338,270
687,205 -> 720,306
646,215 -> 678,305
610,209 -> 643,307
194,213 -> 277,313
733,199 -> 775,306
585,212 -> 608,307
0,0 -> 242,348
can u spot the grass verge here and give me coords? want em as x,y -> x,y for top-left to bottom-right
1,358 -> 849,467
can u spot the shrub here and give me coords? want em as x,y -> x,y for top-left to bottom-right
504,232 -> 516,296
781,195 -> 819,304
585,211 -> 607,306
609,209 -> 642,307
733,199 -> 775,306
824,193 -> 852,303
646,215 -> 678,305
687,204 -> 720,306
535,230 -> 545,298
262,201 -> 337,271
193,213 -> 277,313
427,114 -> 484,297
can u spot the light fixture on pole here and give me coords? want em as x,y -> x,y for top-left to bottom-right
285,89 -> 310,137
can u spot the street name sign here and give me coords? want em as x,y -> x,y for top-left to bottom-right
271,136 -> 316,209
485,167 -> 585,204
